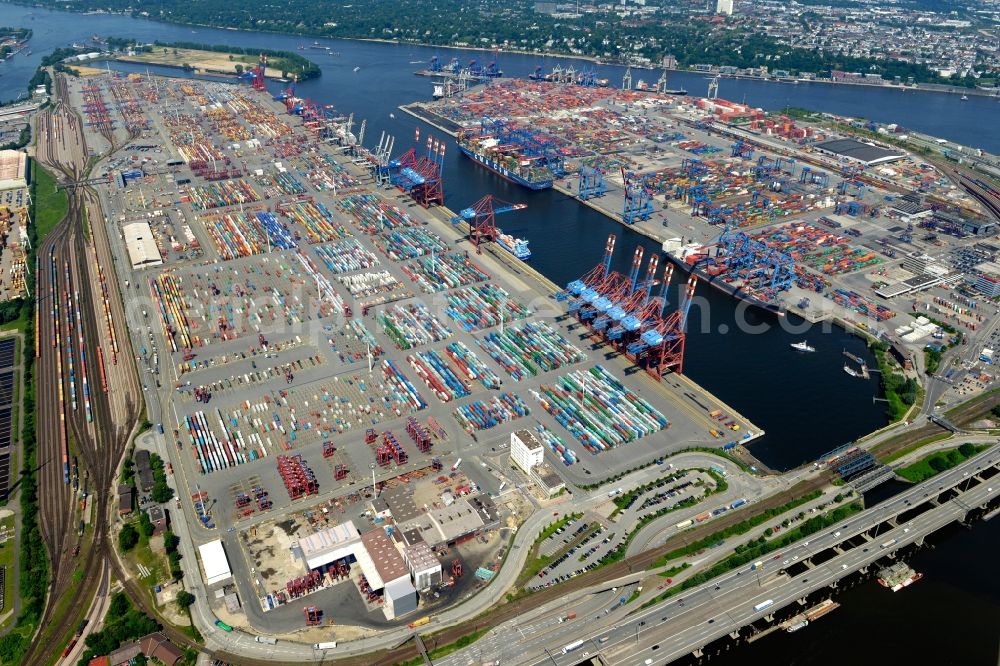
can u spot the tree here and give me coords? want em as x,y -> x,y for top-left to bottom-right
234,63 -> 244,74
139,511 -> 154,537
958,443 -> 975,457
929,455 -> 949,472
176,590 -> 195,611
119,523 -> 139,552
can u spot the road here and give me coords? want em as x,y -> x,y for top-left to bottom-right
494,444 -> 1000,666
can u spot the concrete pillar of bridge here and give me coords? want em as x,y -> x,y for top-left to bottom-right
764,613 -> 774,622
693,648 -> 704,659
829,580 -> 838,589
797,597 -> 807,606
833,546 -> 844,554
861,533 -> 873,541
729,630 -> 740,640
928,497 -> 940,506
915,535 -> 925,547
860,565 -> 869,574
803,559 -> 815,569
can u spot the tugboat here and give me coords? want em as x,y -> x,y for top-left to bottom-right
790,340 -> 815,352
786,619 -> 809,633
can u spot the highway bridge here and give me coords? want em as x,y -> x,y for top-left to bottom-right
499,445 -> 1000,666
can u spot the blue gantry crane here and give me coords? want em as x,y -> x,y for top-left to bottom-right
622,169 -> 654,224
578,166 -> 607,200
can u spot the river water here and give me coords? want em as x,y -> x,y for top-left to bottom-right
1,6 -> 997,662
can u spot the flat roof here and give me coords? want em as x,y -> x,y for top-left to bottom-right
0,150 -> 27,189
381,483 -> 422,524
298,521 -> 360,569
198,539 -> 232,586
123,221 -> 163,269
404,540 -> 440,574
814,138 -> 905,166
360,528 -> 409,587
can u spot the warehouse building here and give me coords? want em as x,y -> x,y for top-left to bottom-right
399,496 -> 498,549
359,528 -> 417,620
297,521 -> 362,570
403,540 -> 442,591
198,539 -> 233,587
813,138 -> 905,167
122,221 -> 163,269
0,150 -> 27,191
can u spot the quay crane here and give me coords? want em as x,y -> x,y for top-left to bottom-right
389,128 -> 445,207
451,195 -> 527,253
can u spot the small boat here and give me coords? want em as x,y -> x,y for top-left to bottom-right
389,113 -> 395,119
786,619 -> 809,633
790,340 -> 815,352
844,364 -> 859,377
353,66 -> 361,72
961,94 -> 968,100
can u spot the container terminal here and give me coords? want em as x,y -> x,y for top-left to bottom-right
404,77 -> 1000,382
54,67 -> 777,646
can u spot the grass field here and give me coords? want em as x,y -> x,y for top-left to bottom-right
897,444 -> 989,483
32,162 -> 67,243
118,47 -> 290,79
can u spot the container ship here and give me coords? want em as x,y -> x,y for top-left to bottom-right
497,231 -> 530,260
661,237 -> 786,316
457,135 -> 554,190
878,562 -> 923,592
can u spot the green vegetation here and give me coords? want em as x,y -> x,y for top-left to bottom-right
149,452 -> 174,504
880,432 -> 952,464
651,490 -> 824,569
75,592 -> 159,665
0,154 -> 47,666
779,106 -> 823,121
33,162 -> 68,242
164,530 -> 183,581
610,470 -> 688,518
924,347 -> 943,375
517,512 -> 582,585
642,501 -> 864,608
0,125 -> 30,151
896,443 -> 989,483
145,41 -> 321,81
599,470 -> 730,566
868,338 -> 917,421
658,562 -> 691,578
119,523 -> 140,552
175,590 -> 195,611
397,628 -> 491,666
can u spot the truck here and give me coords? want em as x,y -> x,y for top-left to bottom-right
255,636 -> 278,645
313,642 -> 338,650
562,640 -> 584,654
452,458 -> 462,471
675,519 -> 694,530
753,599 -> 774,612
880,538 -> 897,549
730,498 -> 747,509
408,616 -> 431,629
561,611 -> 577,621
750,561 -> 764,571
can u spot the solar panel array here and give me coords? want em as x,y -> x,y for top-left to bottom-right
0,337 -> 16,502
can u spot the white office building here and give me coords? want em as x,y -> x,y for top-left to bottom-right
511,430 -> 544,474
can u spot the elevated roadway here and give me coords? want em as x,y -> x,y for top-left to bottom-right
505,444 -> 999,666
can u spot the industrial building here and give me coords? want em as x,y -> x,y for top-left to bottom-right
403,541 -> 442,591
293,521 -> 420,619
813,138 -> 906,167
510,430 -> 544,474
969,261 -> 1000,297
198,539 -> 233,587
398,496 -> 498,549
0,151 -> 27,191
360,529 -> 417,620
122,221 -> 164,269
716,0 -> 734,15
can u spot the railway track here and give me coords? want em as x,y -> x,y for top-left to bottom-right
23,71 -> 141,665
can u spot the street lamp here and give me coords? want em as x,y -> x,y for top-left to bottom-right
370,462 -> 377,498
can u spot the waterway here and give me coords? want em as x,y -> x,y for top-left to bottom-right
2,8 -> 998,662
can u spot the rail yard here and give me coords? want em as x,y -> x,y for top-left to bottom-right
20,58 -> 1000,666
